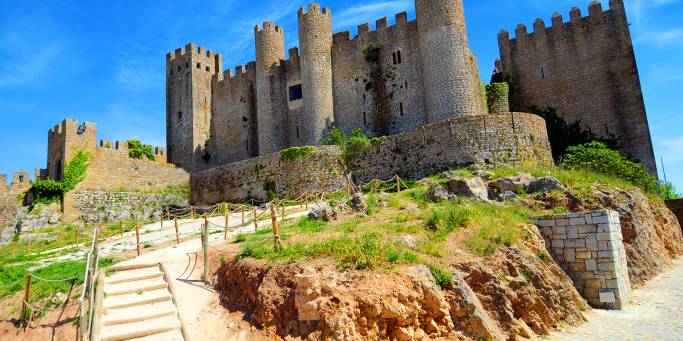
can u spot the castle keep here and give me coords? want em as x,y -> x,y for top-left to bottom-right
167,0 -> 486,172
495,0 -> 657,175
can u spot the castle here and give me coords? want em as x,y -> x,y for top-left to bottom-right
166,0 -> 656,177
166,0 -> 487,172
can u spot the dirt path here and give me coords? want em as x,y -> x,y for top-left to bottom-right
551,257 -> 683,341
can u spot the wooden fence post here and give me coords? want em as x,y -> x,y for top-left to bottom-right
253,207 -> 258,230
192,207 -> 196,220
174,218 -> 179,245
166,207 -> 171,220
135,223 -> 141,257
20,274 -> 31,322
202,222 -> 209,283
281,204 -> 285,221
204,214 -> 209,238
224,212 -> 229,240
241,206 -> 245,225
120,221 -> 124,237
160,209 -> 164,229
396,176 -> 401,193
27,237 -> 31,256
270,204 -> 282,250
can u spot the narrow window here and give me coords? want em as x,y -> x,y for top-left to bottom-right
392,52 -> 397,65
177,65 -> 181,72
196,63 -> 201,69
177,111 -> 183,120
539,65 -> 547,79
405,80 -> 408,89
399,102 -> 404,116
288,84 -> 303,101
18,175 -> 24,182
185,62 -> 189,69
363,112 -> 367,126
204,97 -> 207,104
206,66 -> 210,72
397,50 -> 402,64
296,126 -> 300,139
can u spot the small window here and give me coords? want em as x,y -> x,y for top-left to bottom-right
288,84 -> 303,101
399,102 -> 404,116
405,80 -> 408,89
18,175 -> 24,182
177,65 -> 181,72
392,52 -> 397,65
296,126 -> 300,139
363,112 -> 367,126
397,50 -> 402,64
196,63 -> 201,69
185,62 -> 189,69
539,64 -> 547,79
205,66 -> 210,72
177,111 -> 183,120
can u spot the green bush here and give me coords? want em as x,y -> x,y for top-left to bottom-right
321,127 -> 373,164
485,82 -> 509,111
561,141 -> 659,194
662,182 -> 682,200
281,146 -> 315,161
128,140 -> 156,161
361,43 -> 381,62
428,264 -> 452,289
425,206 -> 470,238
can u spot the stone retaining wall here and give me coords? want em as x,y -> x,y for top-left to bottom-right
535,210 -> 631,309
65,191 -> 188,224
190,146 -> 346,205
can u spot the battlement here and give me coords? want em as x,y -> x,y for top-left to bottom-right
255,22 -> 283,34
167,42 -> 223,71
297,3 -> 331,17
213,61 -> 256,86
498,0 -> 625,46
353,11 -> 414,40
0,172 -> 31,188
48,118 -> 97,137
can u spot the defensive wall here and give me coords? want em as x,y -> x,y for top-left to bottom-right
190,112 -> 552,204
167,0 -> 487,173
45,119 -> 190,222
536,211 -> 632,310
495,0 -> 657,176
0,173 -> 32,232
666,199 -> 683,232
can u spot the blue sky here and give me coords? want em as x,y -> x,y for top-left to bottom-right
0,0 -> 681,189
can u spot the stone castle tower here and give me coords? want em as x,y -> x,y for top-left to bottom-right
495,0 -> 656,175
166,0 -> 487,172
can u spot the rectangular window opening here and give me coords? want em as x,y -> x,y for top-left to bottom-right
288,84 -> 303,101
363,112 -> 367,126
196,63 -> 201,69
18,175 -> 24,182
296,126 -> 300,139
392,52 -> 397,65
399,102 -> 404,116
397,50 -> 402,64
178,111 -> 183,120
405,80 -> 408,89
206,66 -> 210,72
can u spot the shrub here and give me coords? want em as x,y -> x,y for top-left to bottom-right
127,140 -> 156,161
425,206 -> 470,237
281,146 -> 314,161
321,127 -> 373,164
366,193 -> 379,215
485,82 -> 509,111
361,43 -> 381,62
428,264 -> 452,289
30,150 -> 90,204
662,182 -> 682,200
561,141 -> 659,194
530,106 -> 618,161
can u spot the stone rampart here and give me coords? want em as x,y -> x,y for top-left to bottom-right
535,210 -> 631,309
190,146 -> 346,205
348,112 -> 552,183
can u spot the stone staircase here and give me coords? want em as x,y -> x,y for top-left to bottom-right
95,263 -> 190,341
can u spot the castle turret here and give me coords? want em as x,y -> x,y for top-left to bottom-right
416,0 -> 480,122
166,43 -> 222,171
298,4 -> 334,145
47,119 -> 97,180
255,22 -> 288,155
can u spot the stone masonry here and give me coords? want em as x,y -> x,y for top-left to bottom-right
496,0 -> 657,176
536,210 -> 631,310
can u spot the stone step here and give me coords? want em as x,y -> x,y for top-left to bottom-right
103,289 -> 172,310
126,329 -> 185,341
106,268 -> 164,285
104,278 -> 168,297
103,300 -> 177,326
99,313 -> 181,341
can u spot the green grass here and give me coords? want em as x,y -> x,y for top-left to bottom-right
428,264 -> 453,288
366,193 -> 380,215
387,196 -> 406,210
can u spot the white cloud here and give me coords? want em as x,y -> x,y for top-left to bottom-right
637,28 -> 683,47
627,0 -> 679,23
334,0 -> 412,30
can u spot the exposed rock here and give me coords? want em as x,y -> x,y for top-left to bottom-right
350,193 -> 367,212
499,191 -> 519,202
427,183 -> 451,203
447,177 -> 489,201
472,170 -> 494,181
488,174 -> 537,194
527,177 -> 565,193
308,205 -> 337,221
445,271 -> 505,341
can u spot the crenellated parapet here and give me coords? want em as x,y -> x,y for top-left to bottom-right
166,43 -> 223,75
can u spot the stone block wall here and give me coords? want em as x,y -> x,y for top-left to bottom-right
348,112 -> 553,184
0,173 -> 32,233
190,146 -> 346,205
66,191 -> 188,224
535,210 -> 631,309
666,199 -> 683,231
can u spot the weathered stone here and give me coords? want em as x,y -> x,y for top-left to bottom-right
526,177 -> 565,193
427,183 -> 451,203
308,205 -> 336,221
488,173 -> 537,194
447,177 -> 489,201
350,193 -> 367,212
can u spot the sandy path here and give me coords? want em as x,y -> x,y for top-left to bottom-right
551,257 -> 683,341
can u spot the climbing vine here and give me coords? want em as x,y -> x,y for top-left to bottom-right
30,150 -> 91,204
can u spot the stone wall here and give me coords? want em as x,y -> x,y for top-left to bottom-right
348,112 -> 553,184
535,210 -> 631,309
0,172 -> 32,233
666,199 -> 683,231
496,0 -> 657,176
190,146 -> 346,205
66,191 -> 188,224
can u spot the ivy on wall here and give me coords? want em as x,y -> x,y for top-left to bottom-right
485,82 -> 509,111
30,150 -> 91,204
